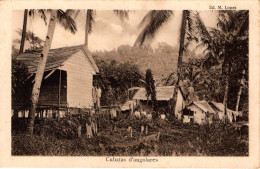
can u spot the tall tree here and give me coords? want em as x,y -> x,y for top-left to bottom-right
173,10 -> 189,116
19,9 -> 28,54
14,29 -> 45,52
27,10 -> 57,134
235,70 -> 245,113
85,9 -> 94,48
194,10 -> 249,115
134,10 -> 195,117
27,10 -> 78,134
145,69 -> 157,119
19,9 -> 47,54
179,58 -> 203,104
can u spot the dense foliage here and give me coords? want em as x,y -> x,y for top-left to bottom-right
193,10 -> 249,111
93,43 -> 200,84
94,59 -> 144,106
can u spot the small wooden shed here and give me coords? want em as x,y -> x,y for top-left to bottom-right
132,86 -> 185,115
12,45 -> 101,117
209,101 -> 236,122
186,101 -> 215,125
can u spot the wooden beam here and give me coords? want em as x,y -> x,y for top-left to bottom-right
44,69 -> 56,79
58,69 -> 61,120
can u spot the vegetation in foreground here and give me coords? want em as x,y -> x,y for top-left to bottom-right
12,114 -> 248,156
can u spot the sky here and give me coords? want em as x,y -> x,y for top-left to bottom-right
12,10 -> 218,52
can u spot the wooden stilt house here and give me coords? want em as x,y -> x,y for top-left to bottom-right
12,45 -> 102,118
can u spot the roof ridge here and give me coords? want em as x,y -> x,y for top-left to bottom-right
81,47 -> 100,73
21,44 -> 85,55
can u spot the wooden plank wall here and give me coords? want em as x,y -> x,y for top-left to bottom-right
60,50 -> 96,108
38,70 -> 67,107
12,70 -> 67,108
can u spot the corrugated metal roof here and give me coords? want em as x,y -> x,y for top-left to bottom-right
16,45 -> 99,74
209,101 -> 234,113
210,101 -> 225,112
132,86 -> 175,101
191,101 -> 215,114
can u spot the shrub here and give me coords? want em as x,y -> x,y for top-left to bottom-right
34,117 -> 81,139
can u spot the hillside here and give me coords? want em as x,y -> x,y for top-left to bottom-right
92,42 -> 202,83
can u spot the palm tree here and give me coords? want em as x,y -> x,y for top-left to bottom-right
134,10 -> 195,117
19,9 -> 28,54
179,59 -> 204,104
235,70 -> 245,113
19,9 -> 78,54
135,10 -> 248,117
193,10 -> 249,116
19,9 -> 47,54
27,9 -> 78,135
14,29 -> 45,52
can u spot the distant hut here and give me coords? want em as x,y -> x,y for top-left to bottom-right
209,101 -> 236,122
132,86 -> 186,116
12,45 -> 102,118
186,101 -> 215,125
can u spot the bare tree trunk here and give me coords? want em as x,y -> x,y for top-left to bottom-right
223,76 -> 229,111
223,62 -> 232,122
85,10 -> 91,48
235,70 -> 245,112
27,10 -> 57,135
173,10 -> 187,117
19,9 -> 28,54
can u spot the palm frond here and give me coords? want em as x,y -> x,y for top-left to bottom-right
113,10 -> 129,21
235,11 -> 249,37
37,9 -> 47,25
186,10 -> 196,34
86,9 -> 95,33
193,11 -> 212,43
15,29 -> 44,43
73,10 -> 80,20
28,9 -> 36,18
57,9 -> 78,34
28,9 -> 47,25
134,10 -> 174,47
63,9 -> 81,20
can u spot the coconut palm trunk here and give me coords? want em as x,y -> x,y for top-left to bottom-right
27,10 -> 57,135
19,9 -> 28,54
223,61 -> 232,121
173,10 -> 187,117
235,69 -> 245,112
223,76 -> 229,111
85,10 -> 91,48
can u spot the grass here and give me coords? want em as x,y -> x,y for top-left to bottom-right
12,114 -> 248,156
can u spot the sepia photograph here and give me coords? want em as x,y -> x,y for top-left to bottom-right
10,8 -> 250,157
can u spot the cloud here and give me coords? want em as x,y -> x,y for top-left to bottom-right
12,10 -> 218,52
93,17 -> 123,34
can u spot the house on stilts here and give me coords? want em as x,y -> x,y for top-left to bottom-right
12,45 -> 102,118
